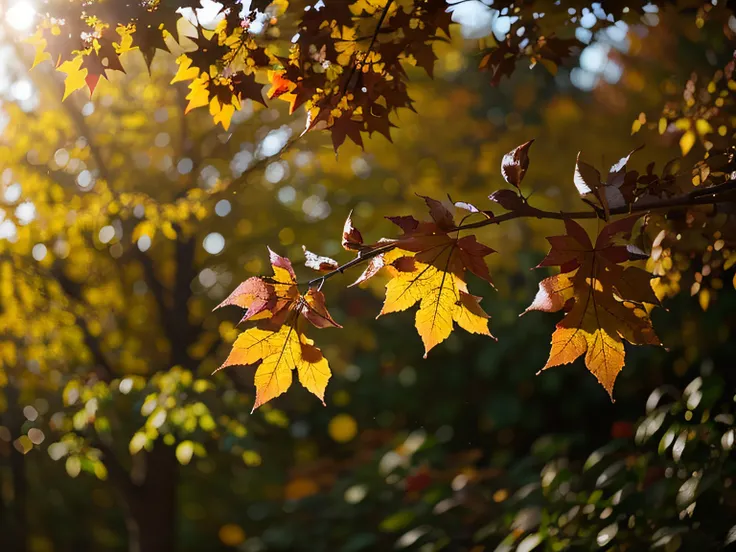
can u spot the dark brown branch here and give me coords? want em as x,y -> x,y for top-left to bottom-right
341,0 -> 393,96
306,180 -> 736,288
169,233 -> 198,369
367,0 -> 394,53
457,180 -> 736,232
306,241 -> 396,287
136,250 -> 170,315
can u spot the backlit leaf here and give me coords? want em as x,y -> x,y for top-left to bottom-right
526,218 -> 661,399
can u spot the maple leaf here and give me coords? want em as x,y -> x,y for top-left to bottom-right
187,30 -> 230,72
218,325 -> 331,411
58,56 -> 88,101
524,217 -> 662,399
231,71 -> 267,106
369,196 -> 495,356
216,248 -> 340,409
81,35 -> 126,96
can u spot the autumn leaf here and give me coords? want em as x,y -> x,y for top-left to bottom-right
524,217 -> 661,399
218,324 -> 331,411
302,245 -> 338,272
453,201 -> 481,214
216,248 -> 340,409
573,152 -> 603,199
501,140 -> 534,188
370,196 -> 495,356
302,289 -> 342,329
573,148 -> 642,212
216,276 -> 276,323
341,210 -> 365,251
58,56 -> 88,101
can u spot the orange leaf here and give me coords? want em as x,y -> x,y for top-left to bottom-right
217,248 -> 339,409
526,218 -> 661,399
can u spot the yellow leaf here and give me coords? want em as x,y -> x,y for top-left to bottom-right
218,249 -> 336,409
210,96 -> 236,131
171,54 -> 201,84
379,248 -> 492,357
679,130 -> 696,156
658,117 -> 667,135
544,295 -> 626,397
218,325 -> 331,410
114,25 -> 137,55
185,75 -> 210,114
26,30 -> 51,69
58,56 -> 88,101
176,440 -> 194,465
695,118 -> 713,136
296,340 -> 332,402
454,292 -> 492,337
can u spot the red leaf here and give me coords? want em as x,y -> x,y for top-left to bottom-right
342,210 -> 365,251
501,140 -> 534,187
488,189 -> 526,211
419,195 -> 455,231
387,215 -> 420,235
302,289 -> 342,329
268,247 -> 297,281
573,152 -> 602,197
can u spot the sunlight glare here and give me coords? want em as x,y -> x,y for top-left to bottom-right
5,1 -> 36,32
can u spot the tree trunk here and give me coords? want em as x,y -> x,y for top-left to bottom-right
2,386 -> 27,552
8,440 -> 27,552
121,442 -> 179,552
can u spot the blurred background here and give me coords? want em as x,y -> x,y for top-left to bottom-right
0,0 -> 734,551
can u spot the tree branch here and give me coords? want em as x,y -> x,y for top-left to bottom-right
306,241 -> 396,287
341,0 -> 393,96
92,437 -> 133,494
306,181 -> 736,288
136,250 -> 170,316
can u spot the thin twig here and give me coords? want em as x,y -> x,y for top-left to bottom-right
341,0 -> 394,96
304,181 -> 736,288
306,241 -> 397,287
